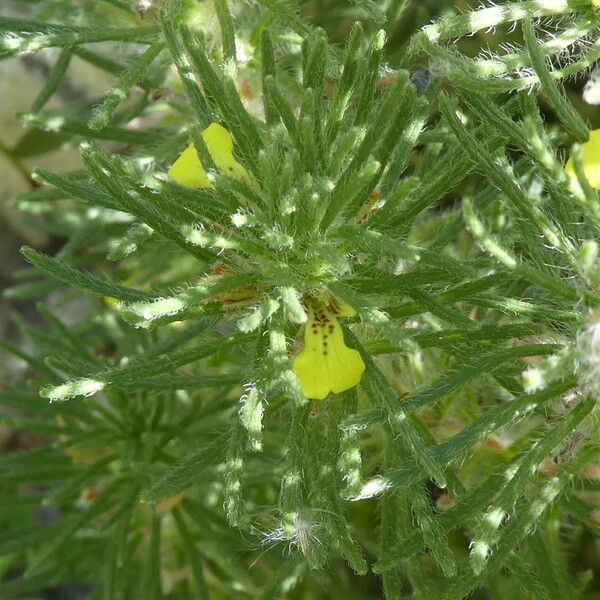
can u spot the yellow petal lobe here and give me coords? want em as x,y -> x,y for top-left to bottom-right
203,123 -> 249,182
168,123 -> 249,188
293,304 -> 365,400
565,129 -> 600,190
168,144 -> 210,188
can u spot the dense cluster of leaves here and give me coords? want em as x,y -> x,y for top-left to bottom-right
2,0 -> 600,598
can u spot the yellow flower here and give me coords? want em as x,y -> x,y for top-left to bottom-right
565,129 -> 600,189
292,298 -> 365,400
168,122 -> 249,188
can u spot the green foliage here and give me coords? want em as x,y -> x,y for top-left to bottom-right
2,0 -> 600,598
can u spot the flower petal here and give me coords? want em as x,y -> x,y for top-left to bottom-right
293,306 -> 365,400
565,129 -> 600,190
293,313 -> 331,400
168,143 -> 210,188
324,319 -> 365,394
203,123 -> 249,182
168,123 -> 248,189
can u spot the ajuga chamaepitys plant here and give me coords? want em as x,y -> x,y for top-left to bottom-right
3,0 -> 600,598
